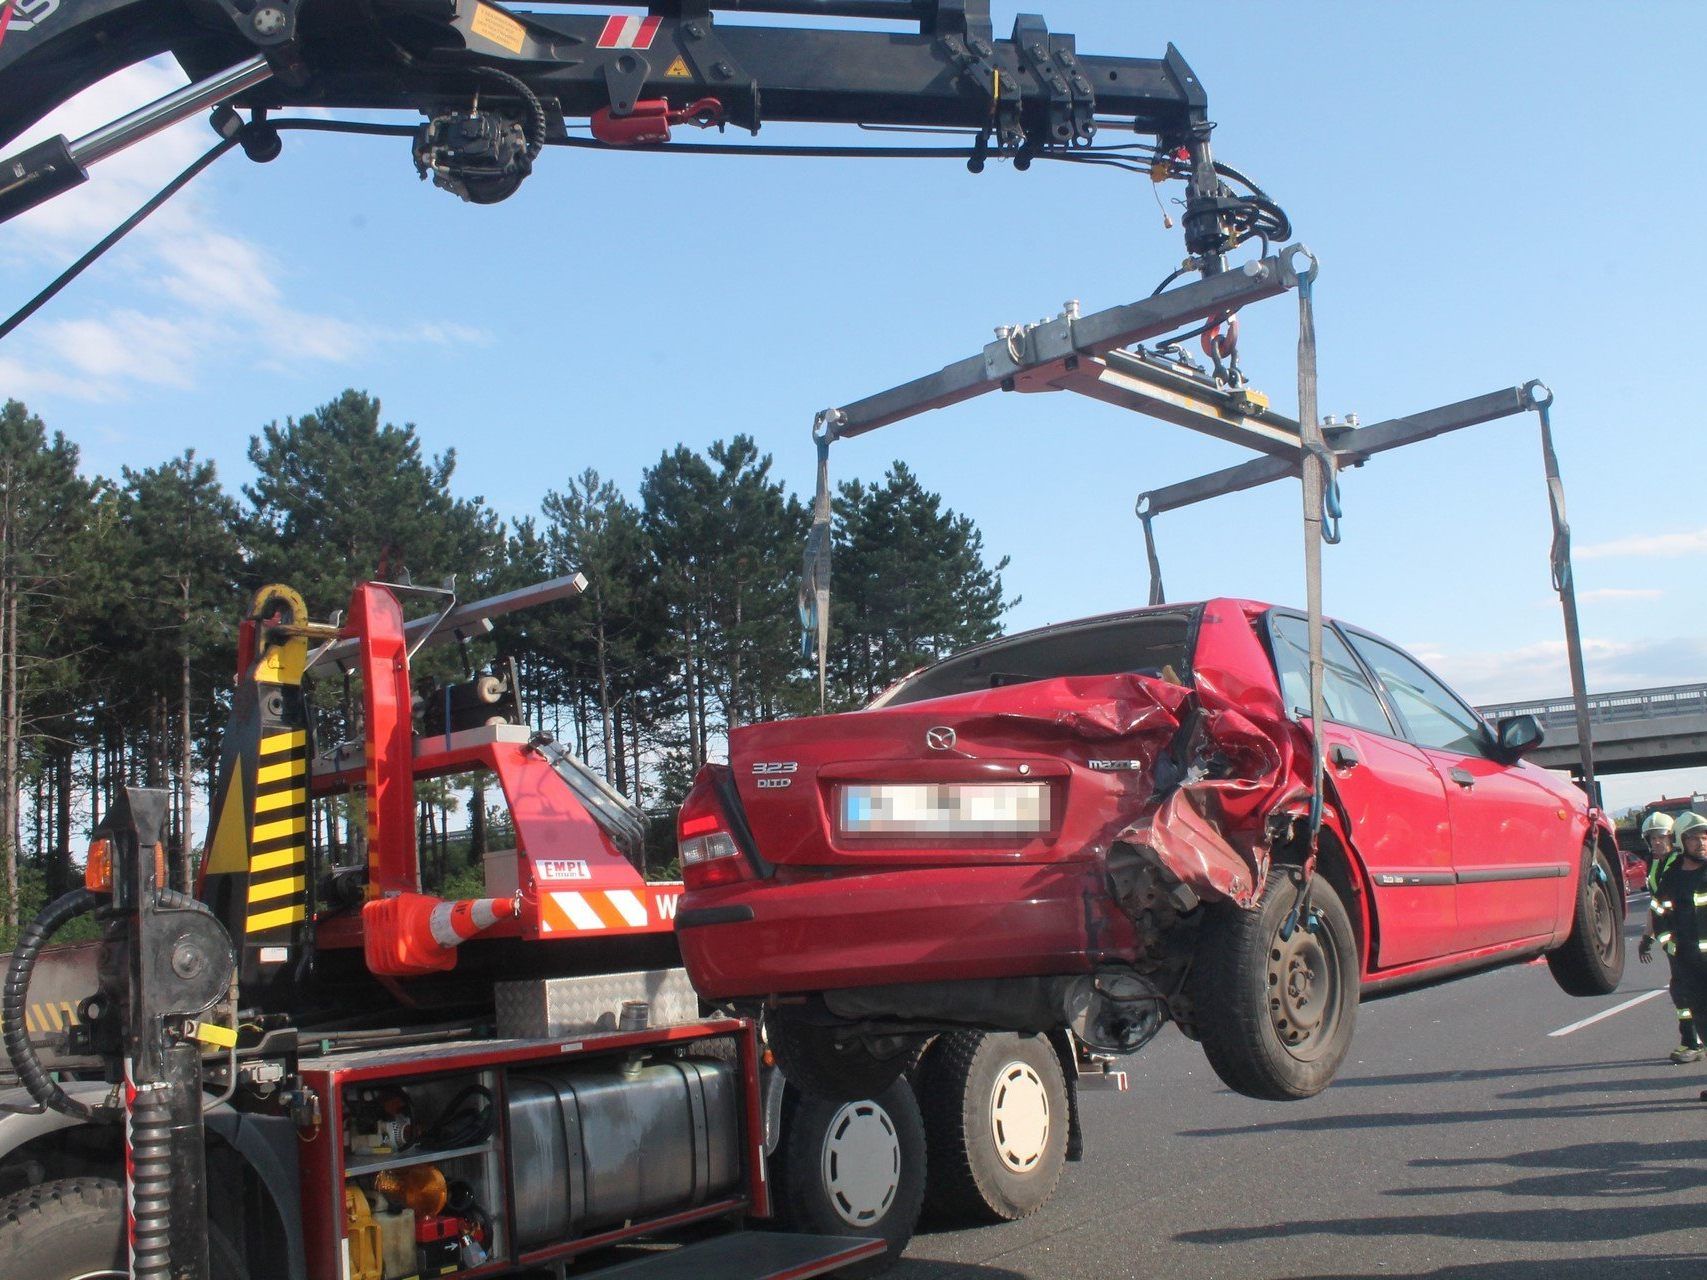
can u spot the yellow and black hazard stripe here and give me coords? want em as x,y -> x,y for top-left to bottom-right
0,1000 -> 81,1036
245,729 -> 309,937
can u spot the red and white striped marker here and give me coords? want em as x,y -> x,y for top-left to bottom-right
596,14 -> 662,49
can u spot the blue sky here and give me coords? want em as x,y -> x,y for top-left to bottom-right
2,1 -> 1703,814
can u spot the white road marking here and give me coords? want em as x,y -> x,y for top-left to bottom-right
1548,987 -> 1668,1037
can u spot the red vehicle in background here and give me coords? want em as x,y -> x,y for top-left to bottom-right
676,599 -> 1625,1102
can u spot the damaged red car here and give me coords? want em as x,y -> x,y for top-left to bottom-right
674,600 -> 1625,1102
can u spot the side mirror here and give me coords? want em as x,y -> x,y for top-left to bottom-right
1495,713 -> 1545,761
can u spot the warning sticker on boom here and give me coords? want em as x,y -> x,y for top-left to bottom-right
665,56 -> 692,79
471,3 -> 527,54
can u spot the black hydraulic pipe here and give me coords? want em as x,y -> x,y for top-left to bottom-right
1,889 -> 110,1121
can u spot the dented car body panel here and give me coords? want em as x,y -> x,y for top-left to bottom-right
677,598 -> 1614,1022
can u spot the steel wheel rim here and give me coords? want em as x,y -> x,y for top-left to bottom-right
1267,915 -> 1343,1062
988,1061 -> 1051,1173
1590,860 -> 1617,959
821,1100 -> 901,1227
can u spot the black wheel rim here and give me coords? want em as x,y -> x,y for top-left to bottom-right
1589,858 -> 1617,961
1267,914 -> 1344,1062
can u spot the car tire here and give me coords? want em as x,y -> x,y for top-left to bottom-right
915,1031 -> 1068,1224
770,1079 -> 927,1278
1547,846 -> 1625,997
1190,866 -> 1359,1101
769,1016 -> 919,1102
0,1177 -> 248,1280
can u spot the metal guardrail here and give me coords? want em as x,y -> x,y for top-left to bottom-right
1478,682 -> 1707,728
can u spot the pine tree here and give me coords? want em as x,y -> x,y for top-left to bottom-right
112,453 -> 243,884
541,470 -> 652,789
827,462 -> 1012,708
243,389 -> 504,614
0,401 -> 97,929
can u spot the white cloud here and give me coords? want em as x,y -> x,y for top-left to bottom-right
4,59 -> 204,253
1576,528 -> 1707,560
2,61 -> 488,402
1415,635 -> 1707,705
1575,587 -> 1664,604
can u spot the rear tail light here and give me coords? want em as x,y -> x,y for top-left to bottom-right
678,794 -> 748,888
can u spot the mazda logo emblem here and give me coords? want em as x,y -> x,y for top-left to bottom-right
925,726 -> 957,751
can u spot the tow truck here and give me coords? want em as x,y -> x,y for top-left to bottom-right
3,571 -> 1123,1278
0,2 -> 1609,1278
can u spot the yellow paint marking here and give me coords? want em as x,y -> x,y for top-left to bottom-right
193,1021 -> 238,1048
252,815 -> 306,844
250,847 -> 304,874
254,787 -> 306,814
256,759 -> 302,786
247,904 -> 307,933
44,1003 -> 62,1031
258,731 -> 307,757
248,875 -> 306,905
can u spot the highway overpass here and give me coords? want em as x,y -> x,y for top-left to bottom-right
1477,682 -> 1707,774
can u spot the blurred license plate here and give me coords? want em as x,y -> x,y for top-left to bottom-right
838,782 -> 1050,835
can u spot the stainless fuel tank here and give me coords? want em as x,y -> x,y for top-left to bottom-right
506,1058 -> 741,1248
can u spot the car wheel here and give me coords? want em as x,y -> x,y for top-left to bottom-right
915,1031 -> 1068,1224
1190,866 -> 1359,1101
769,1015 -> 921,1102
0,1177 -> 247,1280
1547,846 -> 1625,997
770,1079 -> 927,1277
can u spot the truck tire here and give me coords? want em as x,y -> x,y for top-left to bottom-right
915,1031 -> 1067,1224
1189,867 -> 1359,1101
771,1079 -> 926,1277
1547,846 -> 1625,997
768,1016 -> 918,1103
0,1177 -> 248,1280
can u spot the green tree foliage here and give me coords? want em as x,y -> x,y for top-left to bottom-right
0,401 -> 98,930
0,393 -> 1014,918
826,462 -> 1012,708
540,470 -> 662,794
243,389 -> 505,613
640,436 -> 808,767
110,453 -> 244,886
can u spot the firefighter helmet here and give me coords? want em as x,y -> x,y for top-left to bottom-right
1641,810 -> 1675,837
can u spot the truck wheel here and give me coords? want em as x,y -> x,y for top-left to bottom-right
0,1177 -> 248,1280
769,1016 -> 919,1102
1547,846 -> 1625,996
1189,867 -> 1359,1101
771,1079 -> 926,1277
916,1031 -> 1067,1223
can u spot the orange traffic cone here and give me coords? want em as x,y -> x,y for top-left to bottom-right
363,892 -> 521,977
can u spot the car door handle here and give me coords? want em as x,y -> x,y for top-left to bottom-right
1330,743 -> 1359,770
1449,767 -> 1475,789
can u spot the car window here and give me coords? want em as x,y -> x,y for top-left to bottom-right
877,607 -> 1199,708
1343,631 -> 1493,758
1267,614 -> 1395,734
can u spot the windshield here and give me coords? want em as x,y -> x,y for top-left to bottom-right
874,606 -> 1201,708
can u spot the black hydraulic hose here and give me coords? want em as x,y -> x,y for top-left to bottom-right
0,136 -> 236,344
128,1075 -> 176,1280
2,888 -> 115,1121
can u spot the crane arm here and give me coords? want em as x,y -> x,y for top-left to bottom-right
0,0 -> 1272,266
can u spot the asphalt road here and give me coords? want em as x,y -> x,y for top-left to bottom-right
894,913 -> 1703,1280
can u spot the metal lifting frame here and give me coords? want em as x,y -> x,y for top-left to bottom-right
802,244 -> 1600,832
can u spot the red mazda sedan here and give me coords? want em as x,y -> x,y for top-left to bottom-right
675,600 -> 1624,1101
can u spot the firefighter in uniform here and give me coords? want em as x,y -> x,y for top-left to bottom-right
1640,811 -> 1707,1063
